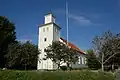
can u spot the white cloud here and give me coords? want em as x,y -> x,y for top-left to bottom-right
55,9 -> 93,26
69,14 -> 92,26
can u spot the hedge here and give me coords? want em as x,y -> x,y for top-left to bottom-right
0,70 -> 115,80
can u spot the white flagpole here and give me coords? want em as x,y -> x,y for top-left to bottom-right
66,1 -> 69,46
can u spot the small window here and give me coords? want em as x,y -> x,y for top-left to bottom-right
47,27 -> 49,31
81,57 -> 84,64
43,58 -> 46,60
78,57 -> 81,64
44,38 -> 47,42
78,57 -> 82,64
43,28 -> 45,32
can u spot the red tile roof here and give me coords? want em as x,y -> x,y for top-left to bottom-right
60,37 -> 85,54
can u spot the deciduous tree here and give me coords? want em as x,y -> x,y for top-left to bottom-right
44,41 -> 78,70
92,31 -> 120,71
0,16 -> 16,68
5,41 -> 40,70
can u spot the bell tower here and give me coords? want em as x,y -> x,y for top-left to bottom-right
45,13 -> 55,24
37,13 -> 61,70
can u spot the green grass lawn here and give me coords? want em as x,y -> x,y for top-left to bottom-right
0,70 -> 115,80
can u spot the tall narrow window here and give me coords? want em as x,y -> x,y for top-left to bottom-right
78,56 -> 82,64
80,57 -> 82,64
47,27 -> 49,31
44,38 -> 47,42
78,57 -> 80,64
43,28 -> 45,32
81,57 -> 84,64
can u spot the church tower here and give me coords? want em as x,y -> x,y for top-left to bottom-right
37,13 -> 61,70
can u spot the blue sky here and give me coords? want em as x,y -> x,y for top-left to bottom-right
0,0 -> 120,50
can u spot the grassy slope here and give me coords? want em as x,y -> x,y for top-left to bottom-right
0,70 -> 115,80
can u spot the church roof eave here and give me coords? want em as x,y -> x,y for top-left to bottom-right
39,22 -> 61,29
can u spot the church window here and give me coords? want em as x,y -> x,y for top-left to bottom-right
81,57 -> 84,64
43,58 -> 46,60
44,38 -> 47,42
81,57 -> 82,64
78,57 -> 80,64
47,27 -> 49,31
43,28 -> 45,32
78,56 -> 82,64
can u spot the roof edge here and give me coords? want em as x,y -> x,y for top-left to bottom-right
38,22 -> 61,29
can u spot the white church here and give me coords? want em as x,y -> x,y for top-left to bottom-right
37,13 -> 86,70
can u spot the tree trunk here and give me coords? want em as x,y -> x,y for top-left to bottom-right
102,52 -> 104,71
112,57 -> 114,71
102,63 -> 104,71
112,64 -> 114,71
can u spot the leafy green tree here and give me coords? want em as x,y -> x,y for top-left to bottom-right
86,49 -> 101,70
5,42 -> 21,69
20,41 -> 40,70
5,41 -> 40,70
0,16 -> 16,68
44,41 -> 78,70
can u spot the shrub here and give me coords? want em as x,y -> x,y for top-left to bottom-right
60,66 -> 67,71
